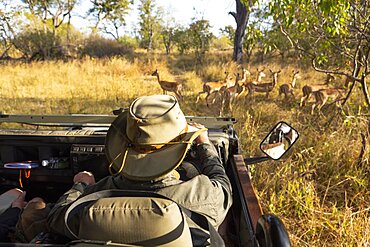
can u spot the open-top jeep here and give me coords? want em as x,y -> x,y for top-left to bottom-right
0,112 -> 296,246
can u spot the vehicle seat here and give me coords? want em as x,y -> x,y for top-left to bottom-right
75,196 -> 192,246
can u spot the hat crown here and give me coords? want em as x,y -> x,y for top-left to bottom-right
126,95 -> 187,145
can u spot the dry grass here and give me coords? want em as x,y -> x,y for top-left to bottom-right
0,53 -> 369,246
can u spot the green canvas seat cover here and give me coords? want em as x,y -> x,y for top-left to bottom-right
76,196 -> 192,246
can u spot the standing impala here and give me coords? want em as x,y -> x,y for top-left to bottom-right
300,73 -> 334,107
252,67 -> 267,84
279,70 -> 301,100
245,69 -> 281,98
152,69 -> 183,100
311,87 -> 346,115
239,68 -> 252,84
225,73 -> 245,112
241,68 -> 265,86
195,71 -> 234,105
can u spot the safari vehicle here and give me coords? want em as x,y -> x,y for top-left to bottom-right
0,111 -> 297,246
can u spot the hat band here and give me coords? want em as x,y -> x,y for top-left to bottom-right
129,124 -> 191,154
132,133 -> 191,154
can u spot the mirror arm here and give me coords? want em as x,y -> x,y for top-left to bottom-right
244,156 -> 270,165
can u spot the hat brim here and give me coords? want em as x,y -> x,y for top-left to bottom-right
105,111 -> 206,181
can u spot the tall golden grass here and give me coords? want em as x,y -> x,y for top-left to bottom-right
0,53 -> 369,246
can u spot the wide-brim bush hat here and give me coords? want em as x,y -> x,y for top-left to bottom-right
105,94 -> 207,181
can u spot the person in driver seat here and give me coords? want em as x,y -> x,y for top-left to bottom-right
47,94 -> 233,246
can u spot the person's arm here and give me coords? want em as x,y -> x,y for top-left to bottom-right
194,128 -> 233,224
47,171 -> 95,238
0,191 -> 26,241
194,129 -> 231,190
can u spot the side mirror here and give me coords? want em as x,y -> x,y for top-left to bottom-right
260,121 -> 299,160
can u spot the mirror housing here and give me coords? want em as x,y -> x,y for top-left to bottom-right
260,121 -> 299,160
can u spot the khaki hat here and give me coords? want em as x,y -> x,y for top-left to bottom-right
105,95 -> 206,181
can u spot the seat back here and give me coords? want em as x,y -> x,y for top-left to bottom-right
76,196 -> 192,246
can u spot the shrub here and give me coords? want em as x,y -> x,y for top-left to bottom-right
13,29 -> 63,60
211,35 -> 233,51
119,35 -> 139,50
79,35 -> 133,58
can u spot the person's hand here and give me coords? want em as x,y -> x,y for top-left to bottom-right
11,191 -> 27,209
188,122 -> 210,145
73,171 -> 95,185
195,130 -> 210,144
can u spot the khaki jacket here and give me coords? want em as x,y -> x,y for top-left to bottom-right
47,142 -> 233,246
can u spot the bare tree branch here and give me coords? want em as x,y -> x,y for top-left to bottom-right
311,58 -> 359,82
228,11 -> 237,21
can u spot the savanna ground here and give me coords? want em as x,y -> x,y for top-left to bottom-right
0,52 -> 369,246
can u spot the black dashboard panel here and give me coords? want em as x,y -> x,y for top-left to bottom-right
0,129 -> 108,182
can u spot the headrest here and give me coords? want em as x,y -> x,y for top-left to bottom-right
77,196 -> 192,246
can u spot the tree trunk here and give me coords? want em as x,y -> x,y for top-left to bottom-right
67,13 -> 71,42
163,35 -> 171,55
148,24 -> 153,52
229,0 -> 250,64
361,75 -> 370,109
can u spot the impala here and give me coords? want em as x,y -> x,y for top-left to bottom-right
241,67 -> 265,86
311,87 -> 346,115
152,69 -> 183,100
195,71 -> 234,105
245,69 -> 281,98
225,73 -> 245,112
344,75 -> 355,88
279,70 -> 301,100
239,68 -> 252,84
252,67 -> 267,84
299,73 -> 334,107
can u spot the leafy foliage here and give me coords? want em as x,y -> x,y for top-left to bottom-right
187,19 -> 214,64
220,25 -> 235,42
172,20 -> 214,60
118,35 -> 139,49
137,0 -> 162,51
88,0 -> 133,40
160,12 -> 177,55
211,35 -> 233,51
173,27 -> 192,55
0,2 -> 20,57
22,0 -> 78,30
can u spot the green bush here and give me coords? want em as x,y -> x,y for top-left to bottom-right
119,35 -> 139,50
13,29 -> 63,60
79,35 -> 133,58
211,35 -> 233,51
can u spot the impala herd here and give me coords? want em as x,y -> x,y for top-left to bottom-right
151,68 -> 348,116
